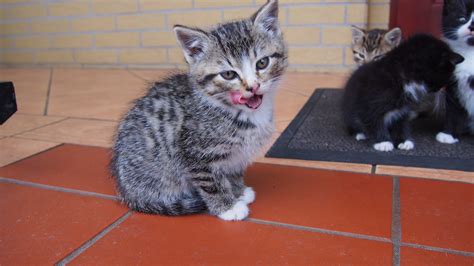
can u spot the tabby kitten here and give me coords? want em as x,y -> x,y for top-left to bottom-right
111,0 -> 287,221
351,26 -> 402,65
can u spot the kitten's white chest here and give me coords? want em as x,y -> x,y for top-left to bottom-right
454,49 -> 474,118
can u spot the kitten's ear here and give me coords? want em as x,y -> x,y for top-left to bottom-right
252,0 -> 280,35
384,27 -> 402,47
173,25 -> 211,64
351,26 -> 365,44
450,52 -> 464,65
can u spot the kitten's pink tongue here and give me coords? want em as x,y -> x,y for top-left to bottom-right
231,92 -> 248,104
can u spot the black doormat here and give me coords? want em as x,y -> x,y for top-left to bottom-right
266,89 -> 474,172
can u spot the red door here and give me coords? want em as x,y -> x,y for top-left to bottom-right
390,0 -> 444,38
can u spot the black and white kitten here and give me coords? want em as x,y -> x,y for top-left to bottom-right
436,0 -> 474,144
343,34 -> 464,152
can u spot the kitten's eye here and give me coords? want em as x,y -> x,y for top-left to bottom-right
459,17 -> 467,22
373,55 -> 383,61
353,51 -> 365,59
220,71 -> 238,80
256,57 -> 270,70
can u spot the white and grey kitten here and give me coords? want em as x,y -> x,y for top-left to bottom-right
437,0 -> 474,144
111,0 -> 287,221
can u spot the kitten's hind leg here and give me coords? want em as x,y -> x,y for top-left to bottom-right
191,170 -> 248,221
373,119 -> 394,152
347,117 -> 368,141
229,176 -> 255,204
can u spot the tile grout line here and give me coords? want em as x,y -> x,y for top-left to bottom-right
371,164 -> 376,174
0,176 -> 120,201
44,68 -> 54,116
55,211 -> 133,266
391,176 -> 401,266
401,242 -> 474,257
11,117 -> 69,138
246,217 -> 392,244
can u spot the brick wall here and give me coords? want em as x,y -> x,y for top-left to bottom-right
0,0 -> 391,72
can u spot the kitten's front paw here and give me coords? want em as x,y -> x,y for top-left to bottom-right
239,187 -> 256,204
218,201 -> 249,221
436,132 -> 459,144
373,141 -> 394,152
355,133 -> 367,141
398,140 -> 414,150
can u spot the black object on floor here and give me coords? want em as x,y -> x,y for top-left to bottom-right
0,81 -> 17,125
266,89 -> 474,172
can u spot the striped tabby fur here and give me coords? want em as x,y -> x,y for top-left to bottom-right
111,0 -> 287,221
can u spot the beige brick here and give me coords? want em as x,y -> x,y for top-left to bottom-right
119,49 -> 167,64
1,52 -> 35,63
140,0 -> 192,11
257,0 -> 321,3
3,5 -> 47,19
37,51 -> 74,63
289,6 -> 345,24
48,1 -> 90,17
288,47 -> 343,65
0,38 -> 15,49
283,27 -> 320,45
1,23 -> 31,35
369,4 -> 390,25
223,7 -> 287,24
168,10 -> 222,28
75,50 -> 117,64
95,32 -> 140,47
345,47 -> 356,66
347,4 -> 368,24
142,31 -> 178,46
92,0 -> 137,14
322,26 -> 352,45
52,35 -> 93,48
168,47 -> 186,64
117,14 -> 165,30
1,0 -> 35,3
194,0 -> 253,8
15,36 -> 50,49
72,17 -> 115,32
32,20 -> 69,33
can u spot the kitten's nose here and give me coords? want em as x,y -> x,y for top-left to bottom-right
469,23 -> 474,32
246,83 -> 260,94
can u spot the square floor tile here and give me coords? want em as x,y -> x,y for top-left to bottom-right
400,178 -> 474,252
0,182 -> 128,265
0,144 -> 116,195
71,213 -> 392,265
47,69 -> 147,120
245,163 -> 393,238
0,137 -> 60,167
400,247 -> 474,265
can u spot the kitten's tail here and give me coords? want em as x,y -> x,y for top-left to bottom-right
125,194 -> 208,216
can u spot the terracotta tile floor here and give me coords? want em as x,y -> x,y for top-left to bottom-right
0,144 -> 472,265
1,68 -> 473,264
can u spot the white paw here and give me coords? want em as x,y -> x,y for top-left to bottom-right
373,141 -> 394,152
355,133 -> 367,141
436,132 -> 458,144
218,201 -> 249,221
239,187 -> 256,204
398,140 -> 415,150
